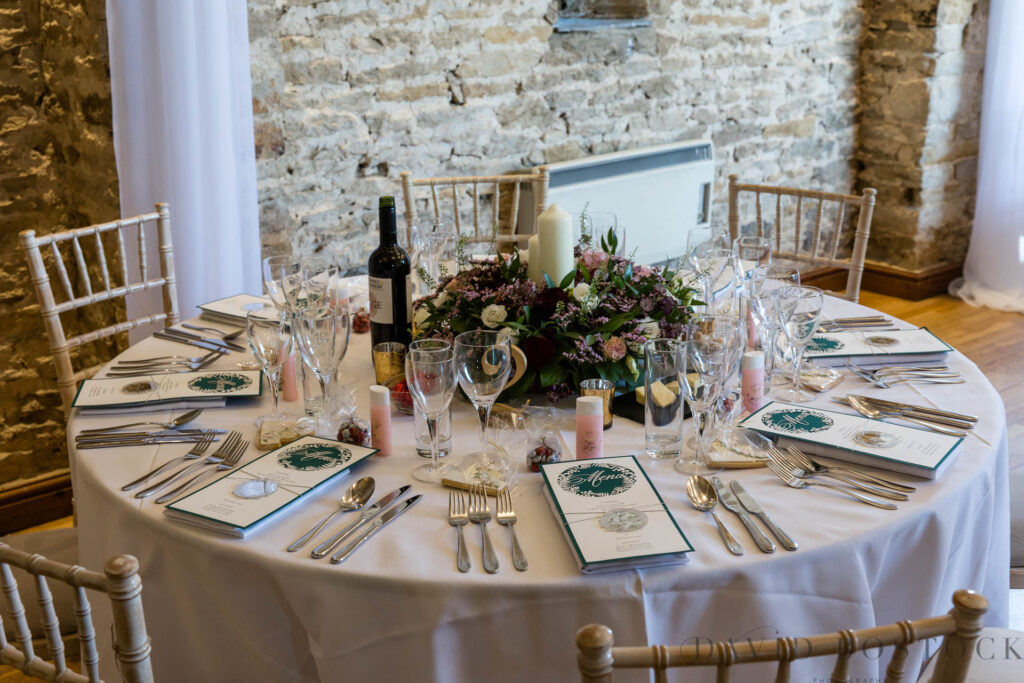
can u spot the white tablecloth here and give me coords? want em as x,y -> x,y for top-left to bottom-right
70,296 -> 1009,682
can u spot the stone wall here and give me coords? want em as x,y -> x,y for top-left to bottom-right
0,1 -> 120,490
247,0 -> 864,271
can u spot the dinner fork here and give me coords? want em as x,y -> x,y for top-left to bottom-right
117,351 -> 222,365
783,445 -> 915,493
767,448 -> 908,501
468,484 -> 499,574
765,458 -> 897,510
108,353 -> 224,375
121,432 -> 216,491
448,490 -> 471,573
496,487 -> 528,572
135,431 -> 242,498
156,439 -> 248,504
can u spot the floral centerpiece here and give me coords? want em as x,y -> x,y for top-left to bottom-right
412,231 -> 701,400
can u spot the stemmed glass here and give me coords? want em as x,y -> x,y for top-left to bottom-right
295,305 -> 351,431
455,330 -> 512,482
262,256 -> 303,310
685,227 -> 730,263
301,258 -> 341,310
748,264 -> 800,296
692,246 -> 737,315
406,341 -> 457,483
674,340 -> 726,476
423,222 -> 455,282
733,236 -> 773,267
686,314 -> 745,441
774,286 -> 825,403
247,305 -> 292,422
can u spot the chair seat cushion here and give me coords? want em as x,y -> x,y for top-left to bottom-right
918,628 -> 1024,682
0,527 -> 78,639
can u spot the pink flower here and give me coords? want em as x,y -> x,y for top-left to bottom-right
601,336 -> 627,361
635,265 -> 654,278
581,250 -> 608,271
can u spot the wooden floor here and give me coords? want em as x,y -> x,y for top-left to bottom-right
2,292 -> 1021,682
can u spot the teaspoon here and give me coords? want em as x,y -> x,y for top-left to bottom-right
79,408 -> 203,435
686,475 -> 743,555
286,477 -> 375,552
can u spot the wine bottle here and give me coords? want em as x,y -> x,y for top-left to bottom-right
368,196 -> 412,348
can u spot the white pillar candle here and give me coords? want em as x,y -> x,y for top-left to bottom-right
527,233 -> 542,285
537,203 -> 574,287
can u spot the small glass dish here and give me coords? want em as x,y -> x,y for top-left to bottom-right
385,375 -> 415,415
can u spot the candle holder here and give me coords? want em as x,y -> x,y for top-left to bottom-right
373,342 -> 406,385
580,378 -> 614,430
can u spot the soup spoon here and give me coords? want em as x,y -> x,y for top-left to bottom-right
286,477 -> 375,552
686,475 -> 743,555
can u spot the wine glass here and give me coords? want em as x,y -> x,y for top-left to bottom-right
300,258 -> 341,311
247,305 -> 292,422
424,221 -> 455,282
262,255 -> 303,311
454,330 -> 511,479
748,264 -> 800,296
574,210 -> 618,247
685,227 -> 729,266
691,246 -> 735,314
774,286 -> 825,403
295,305 -> 351,429
686,314 -> 745,442
673,339 -> 726,476
733,236 -> 773,267
406,341 -> 457,482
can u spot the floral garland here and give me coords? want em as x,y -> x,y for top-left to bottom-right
412,241 -> 700,400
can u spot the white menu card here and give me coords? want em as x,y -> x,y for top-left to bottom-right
739,401 -> 963,479
72,371 -> 262,409
803,327 -> 951,366
540,456 -> 693,573
198,293 -> 273,324
165,436 -> 378,538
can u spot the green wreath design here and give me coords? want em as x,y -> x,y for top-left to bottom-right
761,408 -> 834,434
806,336 -> 845,354
277,443 -> 351,471
557,463 -> 637,498
187,372 -> 253,394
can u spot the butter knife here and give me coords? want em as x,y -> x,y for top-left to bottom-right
845,395 -> 978,423
729,481 -> 797,551
310,485 -> 410,559
712,477 -> 775,553
330,495 -> 421,564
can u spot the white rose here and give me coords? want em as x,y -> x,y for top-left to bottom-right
413,306 -> 431,328
641,321 -> 661,339
480,304 -> 507,328
572,282 -> 591,302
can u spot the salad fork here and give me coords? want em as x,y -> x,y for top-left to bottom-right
765,458 -> 897,510
783,445 -> 915,493
156,439 -> 248,504
120,432 -> 216,491
496,488 -> 528,571
468,484 -> 499,574
135,431 -> 242,498
448,490 -> 471,573
768,448 -> 908,501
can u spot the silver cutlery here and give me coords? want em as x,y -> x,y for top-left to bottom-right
832,397 -> 974,430
165,328 -> 245,352
311,485 -> 411,559
107,353 -> 224,376
117,352 -> 219,365
121,433 -> 217,491
286,477 -> 375,552
135,431 -> 242,499
843,395 -> 977,423
712,477 -> 775,553
495,487 -> 528,572
685,475 -> 743,556
156,438 -> 248,504
468,484 -> 499,574
79,409 -> 203,434
448,489 -> 471,573
847,395 -> 967,437
845,362 -> 963,389
768,448 -> 908,501
154,331 -> 231,353
783,446 -> 915,493
729,481 -> 797,551
182,323 -> 245,341
76,434 -> 219,449
765,458 -> 897,510
329,494 -> 422,564
76,428 -> 216,441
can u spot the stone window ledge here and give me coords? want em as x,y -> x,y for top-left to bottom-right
553,17 -> 653,33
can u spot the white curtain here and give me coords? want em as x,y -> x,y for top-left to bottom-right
949,0 -> 1024,311
107,0 -> 262,339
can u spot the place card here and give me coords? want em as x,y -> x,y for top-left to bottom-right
198,293 -> 273,324
803,327 -> 951,367
165,436 -> 378,538
71,370 -> 262,409
739,401 -> 963,479
540,455 -> 693,573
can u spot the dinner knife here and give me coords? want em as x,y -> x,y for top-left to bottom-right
712,477 -> 775,553
729,481 -> 797,551
76,435 -> 217,449
153,331 -> 227,353
76,429 -> 217,441
330,495 -> 422,564
310,485 -> 411,559
845,395 -> 978,423
166,328 -> 245,352
832,397 -> 974,429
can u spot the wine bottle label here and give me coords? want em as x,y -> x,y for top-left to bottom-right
368,276 -> 393,324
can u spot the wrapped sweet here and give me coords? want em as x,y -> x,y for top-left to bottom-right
527,434 -> 561,472
337,417 -> 371,447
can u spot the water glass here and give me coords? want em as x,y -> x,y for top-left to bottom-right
739,291 -> 777,392
406,342 -> 457,482
415,405 -> 452,458
733,236 -> 773,268
644,339 -> 683,459
774,286 -> 825,403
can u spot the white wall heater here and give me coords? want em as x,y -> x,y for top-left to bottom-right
519,140 -> 715,265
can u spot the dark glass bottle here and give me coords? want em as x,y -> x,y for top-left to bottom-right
368,196 -> 412,348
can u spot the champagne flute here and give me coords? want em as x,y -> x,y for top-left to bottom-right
406,342 -> 457,483
686,314 -> 745,446
295,305 -> 351,429
674,339 -> 726,476
247,305 -> 292,422
455,330 -> 511,474
692,246 -> 736,315
774,286 -> 825,403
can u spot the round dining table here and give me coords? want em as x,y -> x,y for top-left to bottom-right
69,293 -> 1009,683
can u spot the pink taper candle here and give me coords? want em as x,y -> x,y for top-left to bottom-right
576,396 -> 604,460
369,385 -> 392,457
281,351 -> 299,402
